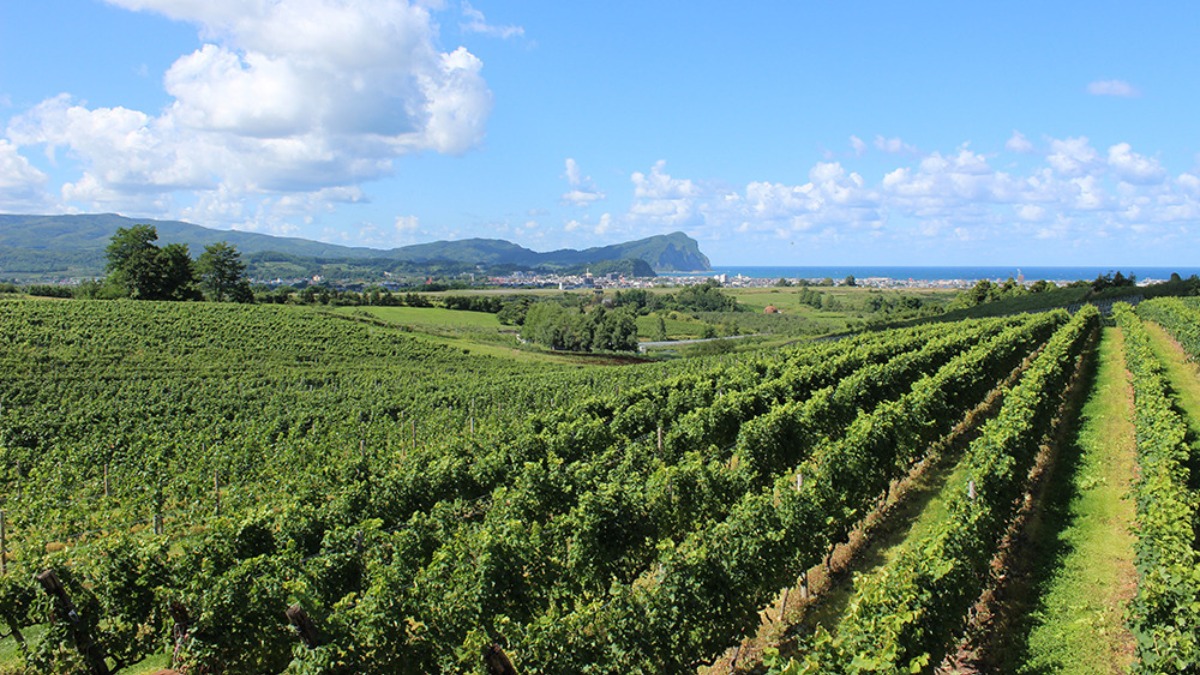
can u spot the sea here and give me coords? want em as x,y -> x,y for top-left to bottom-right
688,266 -> 1200,284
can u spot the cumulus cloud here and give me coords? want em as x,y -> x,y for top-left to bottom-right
0,139 -> 52,210
1107,142 -> 1166,184
615,135 -> 1200,257
7,0 -> 492,225
1006,130 -> 1034,154
1046,136 -> 1100,177
629,161 -> 702,227
562,157 -> 605,205
1087,79 -> 1140,97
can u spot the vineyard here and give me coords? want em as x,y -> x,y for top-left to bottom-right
0,297 -> 1198,674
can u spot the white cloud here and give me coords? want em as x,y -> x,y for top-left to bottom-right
461,2 -> 524,39
874,135 -> 917,154
1046,136 -> 1099,177
749,162 -> 877,228
849,135 -> 866,157
594,213 -> 613,235
1016,204 -> 1046,222
562,157 -> 605,205
612,135 -> 1200,257
1006,130 -> 1034,154
0,139 -> 52,210
9,0 -> 492,227
1107,142 -> 1166,185
1087,79 -> 1140,97
395,214 -> 420,231
629,161 -> 701,227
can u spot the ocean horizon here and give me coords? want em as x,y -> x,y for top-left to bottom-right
689,266 -> 1200,283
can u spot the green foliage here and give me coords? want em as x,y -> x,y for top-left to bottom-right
104,225 -> 200,300
673,279 -> 739,312
786,307 -> 1099,673
20,285 -> 73,299
520,303 -> 639,352
653,314 -> 668,341
0,298 -> 1154,674
947,277 -> 1029,310
1118,302 -> 1200,673
196,242 -> 253,303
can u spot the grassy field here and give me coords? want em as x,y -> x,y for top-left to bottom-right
727,285 -> 952,314
338,304 -> 504,329
330,304 -> 658,365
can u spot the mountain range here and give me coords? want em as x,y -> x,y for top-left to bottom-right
0,214 -> 711,280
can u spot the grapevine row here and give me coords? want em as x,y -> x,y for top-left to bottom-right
493,312 -> 1068,672
789,305 -> 1098,673
1114,303 -> 1200,673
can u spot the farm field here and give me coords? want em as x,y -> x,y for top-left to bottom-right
0,297 -> 1198,674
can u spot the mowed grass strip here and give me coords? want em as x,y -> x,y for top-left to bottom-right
1012,326 -> 1137,673
1144,320 -> 1200,440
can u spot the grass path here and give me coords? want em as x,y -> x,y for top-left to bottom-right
1144,320 -> 1200,440
1004,326 -> 1138,673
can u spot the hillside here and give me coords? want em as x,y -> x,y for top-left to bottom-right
0,213 -> 710,279
391,230 -> 709,271
8,299 -> 1184,673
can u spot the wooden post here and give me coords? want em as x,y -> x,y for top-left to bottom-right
968,479 -> 976,500
483,643 -> 518,675
37,570 -> 111,675
103,464 -> 109,498
657,425 -> 663,453
153,510 -> 163,536
800,570 -> 809,600
779,585 -> 791,621
286,604 -> 320,649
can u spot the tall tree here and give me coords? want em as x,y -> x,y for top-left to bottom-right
105,225 -> 161,299
196,242 -> 253,302
104,225 -> 199,300
159,243 -> 201,301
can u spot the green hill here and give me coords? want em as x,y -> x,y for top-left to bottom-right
0,213 -> 710,279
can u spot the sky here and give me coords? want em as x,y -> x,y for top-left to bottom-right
2,1 -> 1200,266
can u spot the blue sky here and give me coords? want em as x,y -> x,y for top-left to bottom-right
2,1 -> 1199,265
